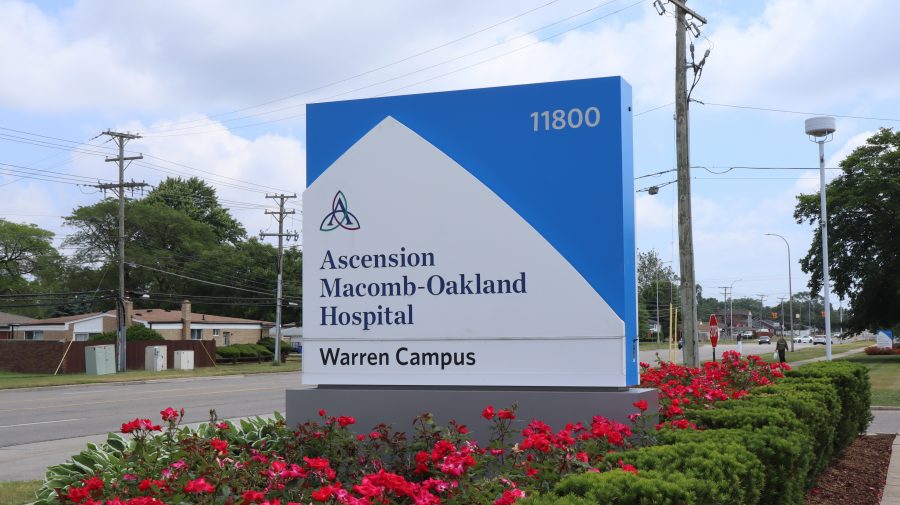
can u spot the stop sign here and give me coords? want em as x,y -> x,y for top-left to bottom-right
709,314 -> 719,347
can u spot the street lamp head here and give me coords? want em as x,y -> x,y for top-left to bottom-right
805,116 -> 836,141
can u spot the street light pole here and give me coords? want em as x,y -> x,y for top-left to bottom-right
805,117 -> 836,361
766,233 -> 795,351
729,279 -> 741,354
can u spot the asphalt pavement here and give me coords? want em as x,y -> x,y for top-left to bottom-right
0,372 -> 302,448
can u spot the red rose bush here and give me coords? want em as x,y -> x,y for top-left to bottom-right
33,353 -> 789,505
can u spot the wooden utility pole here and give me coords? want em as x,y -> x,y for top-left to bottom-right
260,194 -> 298,365
96,131 -> 145,372
669,0 -> 706,367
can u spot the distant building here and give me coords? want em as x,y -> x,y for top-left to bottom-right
0,311 -> 38,339
11,300 -> 272,346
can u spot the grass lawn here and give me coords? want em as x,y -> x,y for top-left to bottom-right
0,481 -> 41,505
0,357 -> 300,390
839,353 -> 900,407
638,341 -> 678,351
747,340 -> 870,364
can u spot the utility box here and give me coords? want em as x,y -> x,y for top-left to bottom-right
145,346 -> 167,372
85,345 -> 116,376
173,350 -> 194,370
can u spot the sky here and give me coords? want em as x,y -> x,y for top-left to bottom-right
1,0 -> 898,314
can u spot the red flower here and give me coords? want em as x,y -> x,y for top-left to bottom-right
338,415 -> 356,428
317,409 -> 327,417
618,459 -> 638,475
184,477 -> 215,494
160,407 -> 179,422
481,406 -> 495,420
304,456 -> 331,470
632,400 -> 648,411
498,409 -> 516,420
241,490 -> 266,504
210,438 -> 228,453
311,484 -> 340,502
493,488 -> 526,505
121,418 -> 161,434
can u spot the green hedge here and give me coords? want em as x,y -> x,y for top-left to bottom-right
215,343 -> 274,359
527,362 -> 871,505
258,336 -> 291,356
90,325 -> 165,342
786,361 -> 872,450
657,427 -> 811,505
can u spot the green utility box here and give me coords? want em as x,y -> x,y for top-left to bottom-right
85,344 -> 116,375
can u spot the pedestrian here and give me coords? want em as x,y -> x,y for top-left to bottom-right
775,335 -> 788,363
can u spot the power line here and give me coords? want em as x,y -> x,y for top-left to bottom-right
142,0 -> 646,137
140,0 -> 567,133
128,262 -> 275,296
699,102 -> 900,123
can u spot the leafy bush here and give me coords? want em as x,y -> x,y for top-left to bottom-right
215,344 -> 273,359
616,442 -> 764,504
258,336 -> 291,356
749,379 -> 840,477
215,346 -> 241,359
658,427 -> 812,504
532,469 -> 708,505
786,361 -> 872,450
89,325 -> 165,343
863,345 -> 900,355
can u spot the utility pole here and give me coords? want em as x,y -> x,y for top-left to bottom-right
260,194 -> 298,366
778,297 -> 787,337
94,131 -> 145,372
664,0 -> 706,367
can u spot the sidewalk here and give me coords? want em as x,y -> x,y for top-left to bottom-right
791,345 -> 867,367
882,435 -> 900,505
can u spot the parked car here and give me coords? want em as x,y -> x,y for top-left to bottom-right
792,335 -> 813,343
758,335 -> 771,345
813,335 -> 827,345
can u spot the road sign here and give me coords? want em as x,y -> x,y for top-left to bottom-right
709,314 -> 719,347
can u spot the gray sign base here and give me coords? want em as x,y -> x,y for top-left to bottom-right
286,386 -> 658,444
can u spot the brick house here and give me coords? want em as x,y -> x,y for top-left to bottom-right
12,300 -> 271,346
0,311 -> 38,339
129,300 -> 271,346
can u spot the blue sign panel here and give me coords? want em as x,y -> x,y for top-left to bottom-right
305,77 -> 638,386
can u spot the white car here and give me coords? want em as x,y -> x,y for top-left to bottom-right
812,335 -> 827,345
793,335 -> 813,344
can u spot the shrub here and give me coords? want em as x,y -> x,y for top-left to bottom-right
863,345 -> 900,355
786,361 -> 872,450
658,427 -> 812,505
533,469 -> 706,505
749,379 -> 840,477
258,336 -> 291,356
215,346 -> 241,359
89,325 -> 165,343
616,442 -> 764,504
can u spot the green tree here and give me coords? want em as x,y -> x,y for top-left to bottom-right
794,127 -> 900,332
0,219 -> 62,294
62,199 -> 220,294
144,177 -> 246,244
637,250 -> 679,341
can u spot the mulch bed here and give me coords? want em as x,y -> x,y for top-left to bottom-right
806,434 -> 894,505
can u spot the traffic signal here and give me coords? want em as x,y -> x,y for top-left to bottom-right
821,311 -> 826,317
771,312 -> 778,319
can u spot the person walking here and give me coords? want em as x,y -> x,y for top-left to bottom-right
775,335 -> 788,363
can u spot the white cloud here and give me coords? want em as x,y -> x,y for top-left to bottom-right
701,0 -> 900,109
636,193 -> 673,229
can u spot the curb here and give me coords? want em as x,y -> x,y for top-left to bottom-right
881,435 -> 900,505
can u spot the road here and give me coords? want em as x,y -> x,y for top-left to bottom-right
639,340 -> 832,365
0,372 -> 302,448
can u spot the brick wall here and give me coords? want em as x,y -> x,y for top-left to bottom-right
0,341 -> 69,374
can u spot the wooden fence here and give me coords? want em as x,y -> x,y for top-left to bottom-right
0,340 -> 216,374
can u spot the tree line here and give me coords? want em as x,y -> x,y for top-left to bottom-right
0,177 -> 301,324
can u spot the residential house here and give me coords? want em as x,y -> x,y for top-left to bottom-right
12,312 -> 116,341
129,300 -> 271,346
12,300 -> 272,346
0,311 -> 38,339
